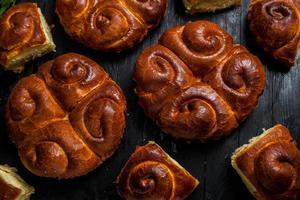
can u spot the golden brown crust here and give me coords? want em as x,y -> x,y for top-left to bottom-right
134,20 -> 266,142
0,3 -> 46,57
55,0 -> 167,52
116,142 -> 199,200
6,53 -> 126,179
232,124 -> 300,200
248,0 -> 300,67
0,3 -> 55,72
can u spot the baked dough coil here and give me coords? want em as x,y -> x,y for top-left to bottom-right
254,140 -> 300,197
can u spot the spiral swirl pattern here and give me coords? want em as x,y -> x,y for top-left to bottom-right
135,20 -> 265,142
232,124 -> 300,199
125,0 -> 167,26
255,141 -> 299,194
56,0 -> 89,17
70,81 -> 126,159
37,53 -> 108,111
159,21 -> 234,76
56,0 -> 167,52
0,3 -> 50,70
135,45 -> 194,117
117,142 -> 199,200
126,161 -> 174,199
248,0 -> 300,67
6,53 -> 126,178
0,3 -> 44,50
159,84 -> 238,141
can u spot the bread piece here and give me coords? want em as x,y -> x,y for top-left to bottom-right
134,20 -> 266,142
231,124 -> 300,200
248,0 -> 300,67
55,0 -> 167,52
0,165 -> 34,200
0,3 -> 55,73
116,141 -> 199,200
183,0 -> 241,13
6,53 -> 126,179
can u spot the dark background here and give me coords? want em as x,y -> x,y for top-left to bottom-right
0,0 -> 299,199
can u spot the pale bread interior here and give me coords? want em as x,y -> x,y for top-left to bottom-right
231,127 -> 275,198
0,165 -> 34,200
4,7 -> 55,73
183,0 -> 241,13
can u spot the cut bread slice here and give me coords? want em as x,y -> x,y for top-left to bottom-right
116,141 -> 199,199
231,124 -> 299,200
0,165 -> 34,200
0,3 -> 55,73
183,0 -> 241,13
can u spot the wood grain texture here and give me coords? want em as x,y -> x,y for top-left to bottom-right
0,0 -> 299,199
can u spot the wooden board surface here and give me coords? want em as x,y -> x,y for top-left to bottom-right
0,0 -> 299,199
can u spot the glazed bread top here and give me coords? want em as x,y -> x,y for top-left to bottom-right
248,0 -> 300,67
56,0 -> 167,52
0,3 -> 55,72
6,53 -> 126,179
233,124 -> 300,200
116,142 -> 199,200
134,20 -> 266,142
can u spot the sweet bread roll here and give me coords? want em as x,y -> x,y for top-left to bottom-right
248,0 -> 300,67
231,124 -> 300,200
0,3 -> 55,73
134,21 -> 266,142
0,165 -> 34,200
6,53 -> 126,179
55,0 -> 167,52
116,141 -> 199,200
183,0 -> 241,13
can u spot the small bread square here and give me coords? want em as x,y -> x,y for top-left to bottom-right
183,0 -> 241,13
0,3 -> 55,73
0,165 -> 34,200
116,141 -> 199,200
231,124 -> 300,200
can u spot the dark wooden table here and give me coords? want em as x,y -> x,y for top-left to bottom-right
0,0 -> 299,199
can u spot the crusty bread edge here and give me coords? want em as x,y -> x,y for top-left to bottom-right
0,165 -> 35,200
231,127 -> 274,198
183,0 -> 241,14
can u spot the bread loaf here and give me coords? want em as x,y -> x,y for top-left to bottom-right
6,53 -> 126,179
134,20 -> 266,142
